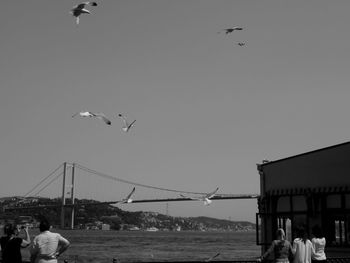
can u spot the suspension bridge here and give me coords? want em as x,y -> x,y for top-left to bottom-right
2,162 -> 259,229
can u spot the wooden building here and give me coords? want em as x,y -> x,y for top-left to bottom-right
256,141 -> 350,256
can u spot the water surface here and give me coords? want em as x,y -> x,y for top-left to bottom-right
23,230 -> 260,263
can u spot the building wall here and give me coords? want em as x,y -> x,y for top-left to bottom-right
261,143 -> 350,192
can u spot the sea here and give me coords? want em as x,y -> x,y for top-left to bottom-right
21,230 -> 260,263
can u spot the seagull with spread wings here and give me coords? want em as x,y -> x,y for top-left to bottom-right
218,27 -> 243,34
119,187 -> 136,204
70,1 -> 98,25
72,111 -> 111,125
180,187 -> 219,206
118,114 -> 136,132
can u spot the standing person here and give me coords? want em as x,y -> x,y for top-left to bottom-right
311,225 -> 326,263
0,223 -> 31,263
30,218 -> 70,263
292,226 -> 314,263
258,228 -> 294,263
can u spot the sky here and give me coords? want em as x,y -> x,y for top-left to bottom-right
1,0 -> 350,223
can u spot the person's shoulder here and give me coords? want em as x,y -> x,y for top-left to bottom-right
293,238 -> 301,243
49,231 -> 64,239
35,231 -> 51,238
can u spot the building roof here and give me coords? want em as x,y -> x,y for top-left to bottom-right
259,141 -> 350,167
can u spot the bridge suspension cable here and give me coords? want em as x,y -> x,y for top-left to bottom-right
74,163 -> 209,195
23,163 -> 65,198
31,171 -> 64,197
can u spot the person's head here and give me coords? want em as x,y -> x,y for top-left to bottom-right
3,223 -> 15,236
276,228 -> 286,240
39,218 -> 51,232
312,225 -> 324,238
295,226 -> 307,242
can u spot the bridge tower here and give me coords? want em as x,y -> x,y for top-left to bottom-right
60,162 -> 76,229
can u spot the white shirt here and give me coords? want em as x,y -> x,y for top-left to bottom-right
311,237 -> 326,260
30,231 -> 69,263
293,238 -> 313,263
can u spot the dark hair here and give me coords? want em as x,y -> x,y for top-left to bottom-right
295,226 -> 308,243
39,218 -> 51,232
312,225 -> 324,238
3,223 -> 15,236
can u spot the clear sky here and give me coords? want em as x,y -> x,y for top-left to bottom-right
1,0 -> 350,222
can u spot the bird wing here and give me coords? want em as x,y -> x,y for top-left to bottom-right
119,187 -> 135,203
206,187 -> 219,199
73,111 -> 94,117
96,113 -> 111,125
127,120 -> 136,129
125,187 -> 135,200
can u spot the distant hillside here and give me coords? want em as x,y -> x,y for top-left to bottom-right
190,216 -> 255,231
0,196 -> 255,231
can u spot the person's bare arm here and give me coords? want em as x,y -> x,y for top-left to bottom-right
55,235 -> 70,258
21,226 -> 31,247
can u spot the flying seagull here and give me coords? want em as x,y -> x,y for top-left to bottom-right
72,111 -> 111,125
70,2 -> 98,25
205,253 -> 221,262
180,187 -> 219,206
119,187 -> 136,204
118,114 -> 136,132
218,27 -> 243,34
236,42 -> 246,46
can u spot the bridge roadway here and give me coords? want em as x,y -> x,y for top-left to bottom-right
3,194 -> 259,211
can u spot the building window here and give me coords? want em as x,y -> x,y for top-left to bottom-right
292,196 -> 307,211
327,195 -> 341,209
277,196 -> 291,212
335,219 -> 345,245
327,215 -> 349,247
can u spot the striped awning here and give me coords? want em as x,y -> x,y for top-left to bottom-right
265,185 -> 350,196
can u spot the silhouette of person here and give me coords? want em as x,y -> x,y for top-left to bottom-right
0,223 -> 31,263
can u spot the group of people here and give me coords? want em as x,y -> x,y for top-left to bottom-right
259,225 -> 326,263
0,218 -> 70,263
